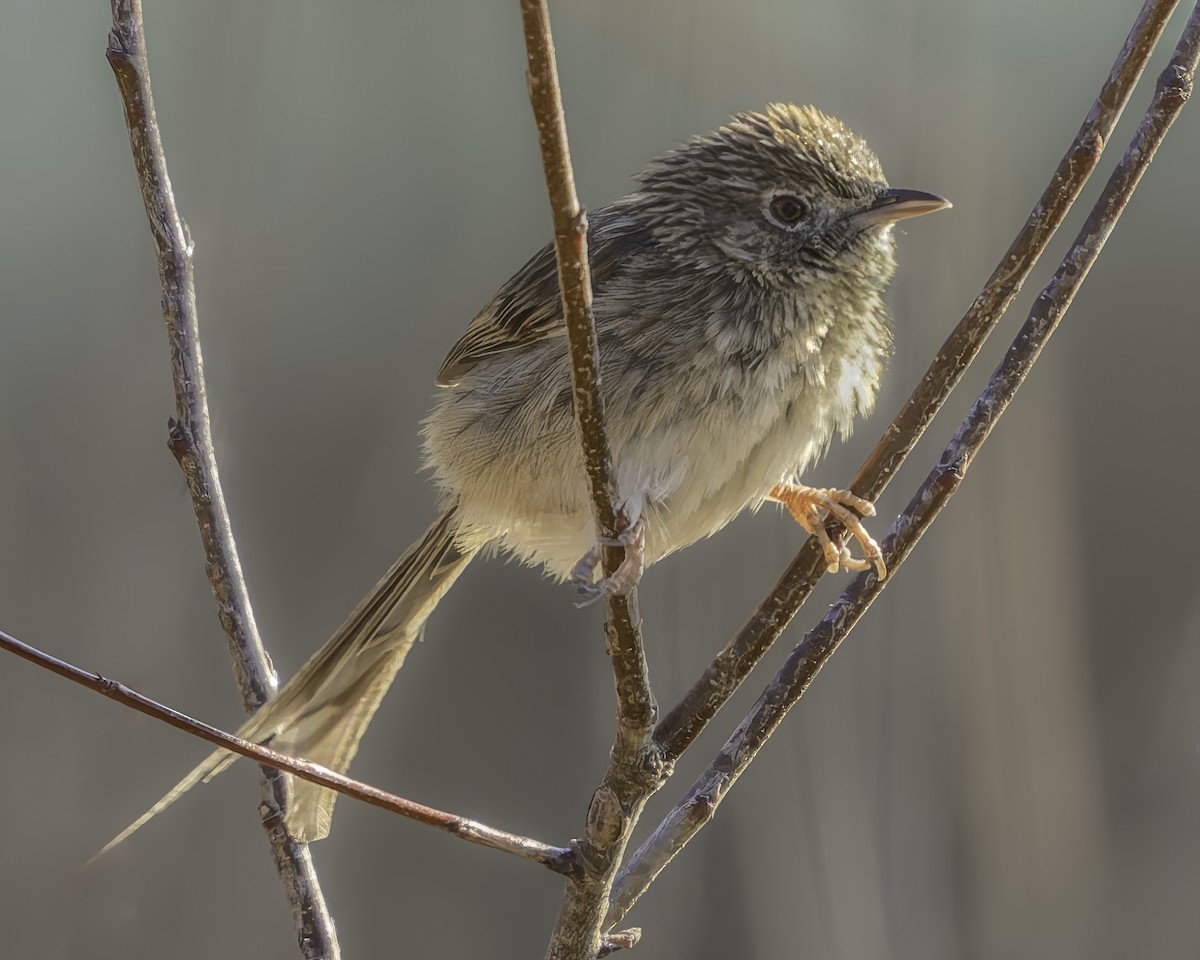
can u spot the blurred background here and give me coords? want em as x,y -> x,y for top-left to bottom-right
2,1 -> 1198,957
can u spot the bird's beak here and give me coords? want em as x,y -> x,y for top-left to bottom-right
853,188 -> 951,229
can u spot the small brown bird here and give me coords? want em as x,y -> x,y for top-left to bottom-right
100,103 -> 948,852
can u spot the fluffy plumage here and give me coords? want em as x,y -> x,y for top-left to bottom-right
427,103 -> 898,574
104,104 -> 945,848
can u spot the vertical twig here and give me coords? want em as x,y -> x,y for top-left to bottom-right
608,0 -> 1200,925
105,3 -> 339,956
519,1 -> 661,957
518,0 -> 655,734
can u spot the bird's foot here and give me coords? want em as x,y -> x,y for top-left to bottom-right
769,482 -> 886,578
571,514 -> 647,607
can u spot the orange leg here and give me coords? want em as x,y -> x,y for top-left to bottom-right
768,483 -> 886,578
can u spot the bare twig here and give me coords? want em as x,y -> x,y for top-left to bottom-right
519,0 -> 655,733
105,3 -> 338,955
609,0 -> 1200,925
652,0 -> 1180,765
519,1 -> 662,957
0,627 -> 577,874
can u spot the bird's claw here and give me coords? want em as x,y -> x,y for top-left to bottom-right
571,516 -> 646,607
769,483 -> 886,578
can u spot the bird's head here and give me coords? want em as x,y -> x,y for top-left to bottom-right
637,103 -> 948,286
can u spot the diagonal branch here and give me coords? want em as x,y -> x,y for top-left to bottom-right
0,627 -> 577,875
608,0 -> 1200,926
520,1 -> 662,957
652,0 -> 1181,765
105,2 -> 338,956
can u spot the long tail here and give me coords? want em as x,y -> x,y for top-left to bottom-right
96,507 -> 473,856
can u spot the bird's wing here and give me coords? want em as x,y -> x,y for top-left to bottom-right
435,199 -> 653,386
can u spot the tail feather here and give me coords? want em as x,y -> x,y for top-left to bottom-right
94,508 -> 472,858
88,745 -> 238,864
271,638 -> 416,841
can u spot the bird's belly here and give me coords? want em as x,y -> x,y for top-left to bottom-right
427,349 -> 866,580
518,379 -> 848,576
628,377 -> 848,564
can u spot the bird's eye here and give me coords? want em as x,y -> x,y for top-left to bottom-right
768,194 -> 809,226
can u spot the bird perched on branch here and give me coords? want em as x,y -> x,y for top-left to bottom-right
101,103 -> 948,852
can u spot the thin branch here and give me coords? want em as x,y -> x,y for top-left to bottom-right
652,0 -> 1180,765
0,627 -> 577,875
105,3 -> 338,955
519,0 -> 655,735
519,2 -> 662,957
609,0 -> 1200,925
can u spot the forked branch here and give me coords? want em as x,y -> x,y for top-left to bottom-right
652,0 -> 1181,766
608,0 -> 1200,925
